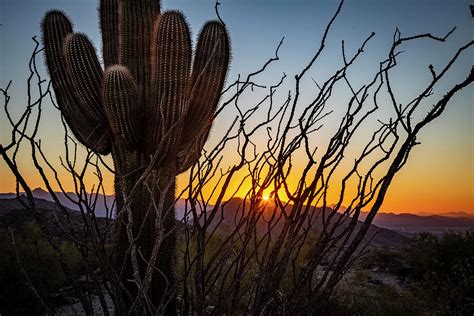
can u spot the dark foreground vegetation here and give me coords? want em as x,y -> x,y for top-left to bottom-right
1,217 -> 472,315
328,231 -> 474,316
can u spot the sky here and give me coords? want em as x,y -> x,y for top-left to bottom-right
0,0 -> 473,214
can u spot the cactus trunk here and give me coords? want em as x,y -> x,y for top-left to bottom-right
113,150 -> 177,313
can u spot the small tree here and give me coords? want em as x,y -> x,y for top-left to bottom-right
1,0 -> 472,314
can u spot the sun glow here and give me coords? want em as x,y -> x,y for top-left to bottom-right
260,190 -> 275,202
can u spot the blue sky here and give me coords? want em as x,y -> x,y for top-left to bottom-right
0,0 -> 472,213
1,1 -> 471,86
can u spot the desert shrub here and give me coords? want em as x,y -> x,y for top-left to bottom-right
0,220 -> 93,314
404,232 -> 474,315
0,221 -> 66,314
326,283 -> 423,316
361,246 -> 410,274
325,266 -> 422,316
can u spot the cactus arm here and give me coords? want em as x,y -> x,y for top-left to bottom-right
185,21 -> 230,132
100,0 -> 119,67
176,126 -> 211,174
103,65 -> 142,149
63,33 -> 107,124
147,11 -> 192,163
42,10 -> 111,154
176,21 -> 230,171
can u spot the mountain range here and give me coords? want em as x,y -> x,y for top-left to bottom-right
0,195 -> 112,241
360,211 -> 474,235
1,188 -> 473,237
0,188 -> 115,218
0,194 -> 406,249
196,197 -> 408,248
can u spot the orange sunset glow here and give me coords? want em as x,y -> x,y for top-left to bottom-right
2,149 -> 471,215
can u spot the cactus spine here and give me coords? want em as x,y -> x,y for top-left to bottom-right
42,0 -> 230,313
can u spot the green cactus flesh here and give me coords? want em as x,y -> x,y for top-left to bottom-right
42,0 -> 230,312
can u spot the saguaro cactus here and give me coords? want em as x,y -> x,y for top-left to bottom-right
42,0 -> 230,313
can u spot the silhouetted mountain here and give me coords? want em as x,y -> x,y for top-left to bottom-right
0,195 -> 113,241
416,211 -> 474,219
366,212 -> 474,228
0,195 -> 188,240
198,197 -> 407,248
0,195 -> 69,218
0,188 -> 192,219
361,211 -> 474,235
2,189 -> 471,237
0,188 -> 115,218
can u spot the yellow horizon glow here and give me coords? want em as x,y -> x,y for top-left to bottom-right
1,140 -> 473,216
0,166 -> 472,215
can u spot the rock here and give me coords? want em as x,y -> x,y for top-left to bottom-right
206,305 -> 215,313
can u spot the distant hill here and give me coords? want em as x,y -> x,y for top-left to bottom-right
416,211 -> 474,219
360,211 -> 474,235
0,196 -> 187,241
197,198 -> 408,248
0,195 -> 113,241
2,189 -> 472,237
0,194 -> 406,248
0,188 -> 190,219
0,188 -> 115,218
